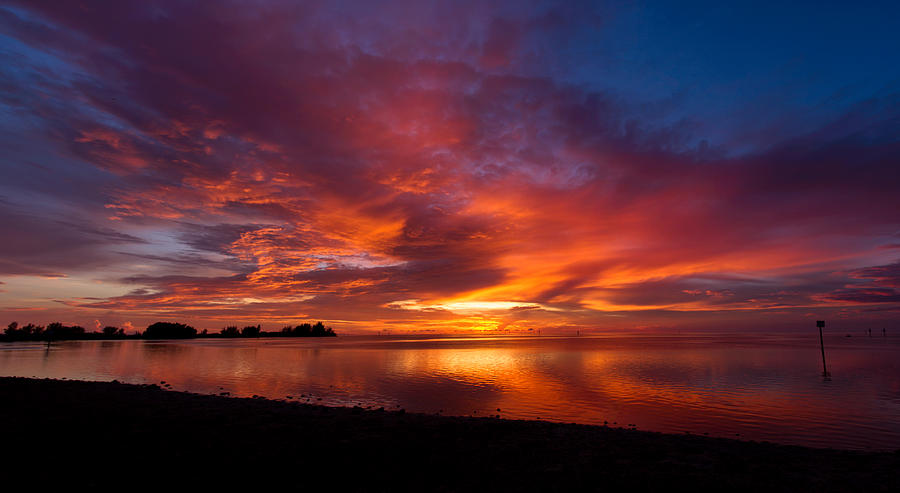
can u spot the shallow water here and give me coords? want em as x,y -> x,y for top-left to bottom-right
2,331 -> 898,450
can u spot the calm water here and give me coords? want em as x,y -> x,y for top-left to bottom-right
2,332 -> 898,450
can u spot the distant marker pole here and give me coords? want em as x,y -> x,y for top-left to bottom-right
817,320 -> 829,378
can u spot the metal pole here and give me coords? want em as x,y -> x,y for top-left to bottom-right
818,326 -> 827,375
817,321 -> 828,377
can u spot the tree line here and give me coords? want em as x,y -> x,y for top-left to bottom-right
1,321 -> 337,341
216,321 -> 335,338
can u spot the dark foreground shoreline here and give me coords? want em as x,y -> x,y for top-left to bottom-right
1,377 -> 897,491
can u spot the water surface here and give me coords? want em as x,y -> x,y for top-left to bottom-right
2,332 -> 898,450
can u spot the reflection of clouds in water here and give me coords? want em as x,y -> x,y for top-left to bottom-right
371,373 -> 503,412
141,341 -> 191,356
0,343 -> 47,351
1,335 -> 899,449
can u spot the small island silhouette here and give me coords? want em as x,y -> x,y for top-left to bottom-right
0,320 -> 336,342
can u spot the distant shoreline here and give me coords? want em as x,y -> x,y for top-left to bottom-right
0,332 -> 339,343
1,376 -> 898,491
1,320 -> 337,342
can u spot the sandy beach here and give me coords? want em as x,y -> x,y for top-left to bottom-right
1,376 -> 897,491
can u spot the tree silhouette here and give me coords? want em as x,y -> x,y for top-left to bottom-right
280,322 -> 336,337
221,326 -> 240,337
3,319 -> 336,341
241,325 -> 261,337
144,322 -> 196,339
102,326 -> 124,337
46,322 -> 86,340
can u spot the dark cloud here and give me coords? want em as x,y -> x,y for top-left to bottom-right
0,202 -> 144,276
822,288 -> 900,304
851,261 -> 900,288
177,223 -> 266,254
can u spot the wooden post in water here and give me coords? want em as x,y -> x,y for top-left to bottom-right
817,320 -> 829,377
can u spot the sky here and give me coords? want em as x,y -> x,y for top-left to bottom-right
0,0 -> 898,334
